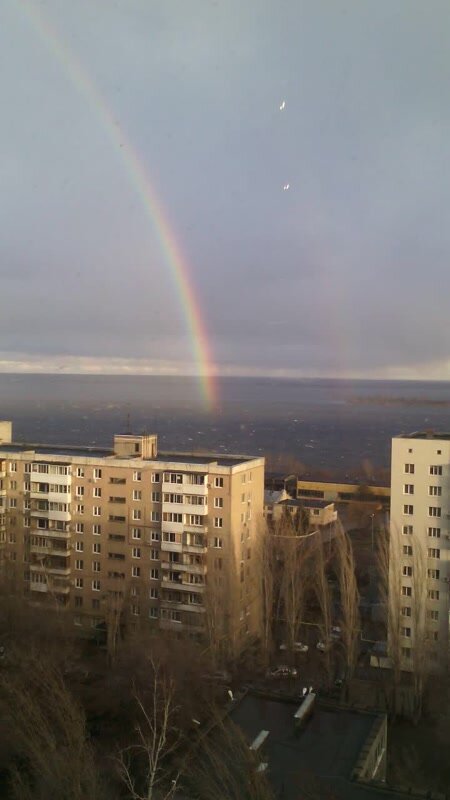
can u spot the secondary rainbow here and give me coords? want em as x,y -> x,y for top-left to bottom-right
18,0 -> 217,410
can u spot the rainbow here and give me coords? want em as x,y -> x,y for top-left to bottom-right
17,0 -> 218,410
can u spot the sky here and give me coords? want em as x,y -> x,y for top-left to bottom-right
1,0 -> 450,380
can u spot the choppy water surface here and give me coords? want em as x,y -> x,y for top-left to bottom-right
1,374 -> 450,476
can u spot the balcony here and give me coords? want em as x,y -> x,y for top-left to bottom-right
161,521 -> 184,534
31,470 -> 71,485
30,491 -> 70,504
161,576 -> 205,593
30,508 -> 71,522
163,502 -> 208,516
30,543 -> 70,557
159,618 -> 183,631
182,542 -> 207,554
30,582 -> 48,593
161,600 -> 205,614
30,526 -> 70,539
160,541 -> 182,553
183,524 -> 208,534
162,481 -> 207,496
30,563 -> 71,577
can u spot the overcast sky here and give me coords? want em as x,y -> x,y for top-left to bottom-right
1,0 -> 450,379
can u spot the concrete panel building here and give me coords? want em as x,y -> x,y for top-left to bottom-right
0,422 -> 264,657
390,432 -> 450,672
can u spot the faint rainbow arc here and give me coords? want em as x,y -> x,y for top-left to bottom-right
18,0 -> 217,410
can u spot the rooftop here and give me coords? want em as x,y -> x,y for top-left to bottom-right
0,442 -> 259,468
230,694 -> 404,800
395,431 -> 450,441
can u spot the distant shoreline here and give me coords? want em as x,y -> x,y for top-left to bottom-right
347,397 -> 450,407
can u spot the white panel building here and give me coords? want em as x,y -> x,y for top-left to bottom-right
390,432 -> 450,672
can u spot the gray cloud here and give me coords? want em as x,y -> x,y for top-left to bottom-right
2,0 -> 450,377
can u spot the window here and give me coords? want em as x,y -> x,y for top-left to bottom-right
10,480 -> 17,490
150,511 -> 160,522
214,477 -> 224,488
404,463 -> 415,474
132,566 -> 141,578
76,486 -> 84,497
214,517 -> 223,528
10,462 -> 17,472
163,512 -> 182,523
75,559 -> 84,570
75,577 -> 83,588
428,589 -> 440,600
428,569 -> 440,579
149,587 -> 158,599
164,472 -> 183,484
75,541 -> 84,552
151,491 -> 161,502
428,548 -> 440,559
402,565 -> 413,576
133,471 -> 142,482
132,528 -> 141,540
403,484 -> 414,495
402,545 -> 413,556
93,506 -> 102,516
429,506 -> 441,517
213,537 -> 223,548
241,474 -> 246,484
163,531 -> 177,543
93,468 -> 102,480
76,467 -> 84,477
131,604 -> 140,616
76,504 -> 84,514
428,527 -> 441,538
401,606 -> 411,617
427,610 -> 439,621
133,490 -> 142,501
150,549 -> 159,560
401,647 -> 412,659
401,627 -> 411,637
75,522 -> 84,534
151,531 -> 160,541
149,607 -> 158,618
132,547 -> 141,559
24,516 -> 30,527
92,579 -> 101,591
93,486 -> 101,498
93,542 -> 101,553
93,561 -> 101,572
403,505 -> 413,515
402,586 -> 412,597
93,524 -> 101,535
132,509 -> 142,521
150,568 -> 159,579
429,486 -> 442,496
402,525 -> 413,535
430,465 -> 443,476
151,473 -> 160,483
9,498 -> 17,509
92,598 -> 100,610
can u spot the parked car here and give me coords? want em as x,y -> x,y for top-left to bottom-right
330,626 -> 342,640
266,665 -> 298,678
279,642 -> 309,653
316,639 -> 332,653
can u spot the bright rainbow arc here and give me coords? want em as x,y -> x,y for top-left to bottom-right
18,0 -> 218,411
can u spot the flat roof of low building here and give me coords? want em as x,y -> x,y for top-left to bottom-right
230,694 -> 406,800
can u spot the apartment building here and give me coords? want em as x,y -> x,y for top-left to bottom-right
390,432 -> 450,672
0,422 -> 264,657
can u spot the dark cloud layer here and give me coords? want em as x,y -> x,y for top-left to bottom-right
1,0 -> 450,378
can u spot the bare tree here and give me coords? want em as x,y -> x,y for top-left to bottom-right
103,587 -> 126,665
257,519 -> 276,664
410,533 -> 429,722
187,717 -> 274,800
376,523 -> 403,716
0,650 -> 106,800
279,532 -> 311,652
312,535 -> 333,684
335,522 -> 360,679
116,658 -> 182,800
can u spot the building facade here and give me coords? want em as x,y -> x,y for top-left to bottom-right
390,432 -> 450,671
0,423 -> 264,657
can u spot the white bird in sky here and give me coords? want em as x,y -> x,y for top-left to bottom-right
283,183 -> 290,191
279,100 -> 286,110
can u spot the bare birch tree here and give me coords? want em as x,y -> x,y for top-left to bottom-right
410,533 -> 429,722
312,535 -> 333,684
376,523 -> 403,715
335,522 -> 360,679
257,519 -> 276,664
116,658 -> 182,800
